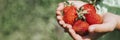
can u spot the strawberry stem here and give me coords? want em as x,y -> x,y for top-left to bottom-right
88,0 -> 101,6
76,8 -> 86,21
64,1 -> 72,6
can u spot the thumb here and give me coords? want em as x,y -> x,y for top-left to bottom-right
88,23 -> 115,33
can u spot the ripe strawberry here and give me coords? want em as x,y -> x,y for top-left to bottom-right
80,4 -> 103,25
85,13 -> 103,25
81,4 -> 96,14
63,2 -> 78,25
72,20 -> 89,36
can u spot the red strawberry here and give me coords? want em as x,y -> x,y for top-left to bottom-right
81,4 -> 96,14
63,3 -> 78,25
85,13 -> 103,25
72,20 -> 89,36
80,4 -> 103,25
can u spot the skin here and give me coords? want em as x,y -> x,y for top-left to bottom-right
56,1 -> 120,40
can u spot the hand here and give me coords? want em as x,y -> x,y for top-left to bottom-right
89,13 -> 118,33
56,1 -> 118,40
56,1 -> 87,29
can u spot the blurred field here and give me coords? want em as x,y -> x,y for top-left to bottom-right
0,0 -> 120,40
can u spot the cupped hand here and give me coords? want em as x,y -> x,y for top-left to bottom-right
56,1 -> 87,29
56,1 -> 118,40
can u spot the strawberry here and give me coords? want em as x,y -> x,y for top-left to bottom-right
72,3 -> 103,36
80,4 -> 103,25
63,2 -> 78,25
72,20 -> 89,36
81,4 -> 96,14
85,13 -> 103,25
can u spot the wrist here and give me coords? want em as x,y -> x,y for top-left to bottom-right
117,16 -> 120,30
116,15 -> 120,30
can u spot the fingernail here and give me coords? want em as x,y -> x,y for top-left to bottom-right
57,16 -> 62,20
63,24 -> 67,28
66,24 -> 72,29
59,20 -> 64,25
89,26 -> 95,32
56,11 -> 61,15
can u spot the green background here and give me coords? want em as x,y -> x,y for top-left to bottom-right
0,0 -> 120,40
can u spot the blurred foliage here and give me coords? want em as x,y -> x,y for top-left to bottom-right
0,0 -> 120,40
0,0 -> 72,40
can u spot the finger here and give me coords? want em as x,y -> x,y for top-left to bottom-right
56,3 -> 64,16
89,13 -> 117,33
56,2 -> 64,11
56,15 -> 63,21
56,10 -> 63,16
83,38 -> 91,40
82,36 -> 91,40
64,24 -> 72,32
63,24 -> 67,28
58,20 -> 66,28
57,15 -> 68,28
67,24 -> 82,40
89,23 -> 116,33
67,25 -> 83,40
56,3 -> 65,28
66,24 -> 72,29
